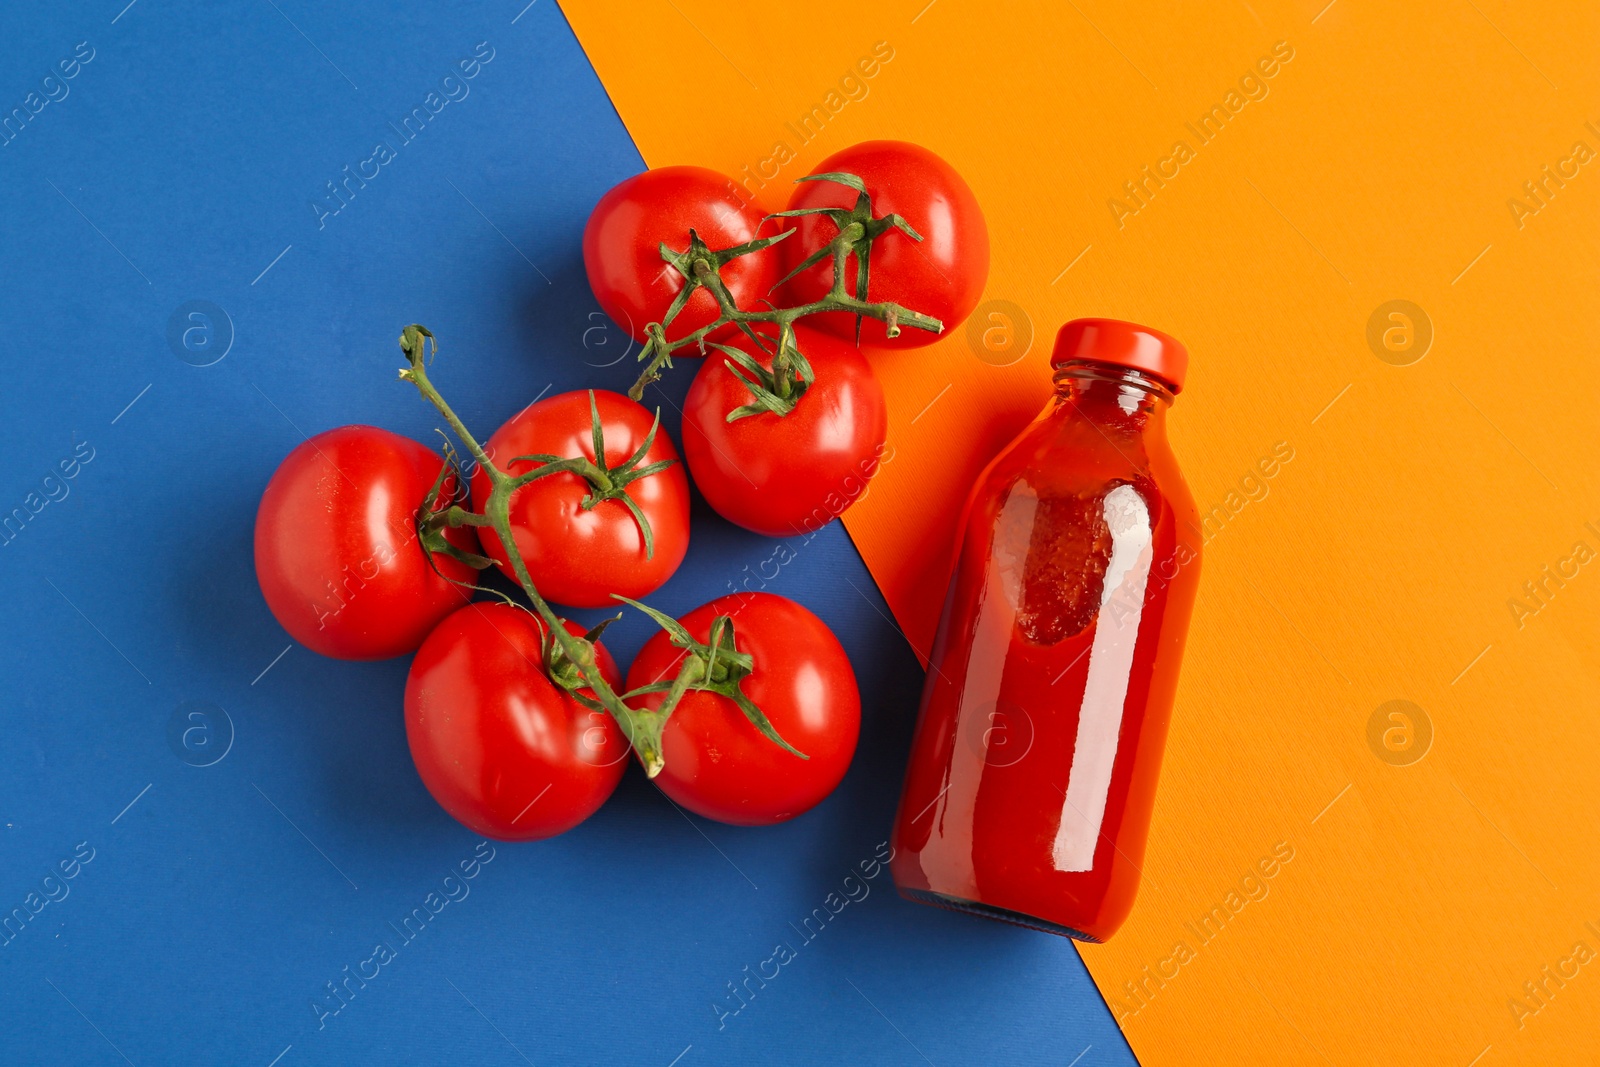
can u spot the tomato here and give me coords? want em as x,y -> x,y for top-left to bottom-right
254,425 -> 477,660
682,324 -> 888,537
406,603 -> 628,841
584,166 -> 776,346
775,141 -> 989,348
626,593 -> 860,825
471,390 -> 689,608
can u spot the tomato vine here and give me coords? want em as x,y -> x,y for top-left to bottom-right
626,171 -> 945,402
396,170 -> 945,776
400,326 -> 799,777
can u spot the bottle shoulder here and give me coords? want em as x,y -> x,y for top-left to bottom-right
974,407 -> 1189,500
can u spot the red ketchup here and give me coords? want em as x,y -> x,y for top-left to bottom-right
891,318 -> 1202,942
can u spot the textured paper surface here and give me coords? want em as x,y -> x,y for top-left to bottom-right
560,0 -> 1600,1061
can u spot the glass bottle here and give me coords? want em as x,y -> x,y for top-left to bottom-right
890,318 -> 1202,942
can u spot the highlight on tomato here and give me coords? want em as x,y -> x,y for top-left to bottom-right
470,389 -> 690,609
775,140 -> 989,348
405,603 -> 629,841
681,323 -> 888,537
254,425 -> 478,660
583,166 -> 777,346
625,592 -> 861,826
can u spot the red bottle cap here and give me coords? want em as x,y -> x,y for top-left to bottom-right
1050,318 -> 1188,394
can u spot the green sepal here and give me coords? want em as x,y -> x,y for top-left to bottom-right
418,433 -> 495,573
772,235 -> 846,291
620,680 -> 676,700
546,396 -> 675,561
419,527 -> 493,571
709,333 -> 814,422
730,688 -> 807,760
613,595 -> 697,648
796,171 -> 868,194
545,612 -> 622,693
582,613 -> 622,645
611,601 -> 805,758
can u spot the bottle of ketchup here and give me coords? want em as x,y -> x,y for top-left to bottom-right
891,318 -> 1202,942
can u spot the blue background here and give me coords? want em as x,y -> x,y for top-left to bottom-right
0,3 -> 1136,1064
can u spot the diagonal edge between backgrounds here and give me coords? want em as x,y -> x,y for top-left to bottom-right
544,0 -> 658,169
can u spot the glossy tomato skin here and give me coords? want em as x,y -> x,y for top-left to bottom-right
682,325 -> 888,537
254,425 -> 477,660
471,390 -> 689,608
584,166 -> 776,346
626,593 -> 860,826
405,603 -> 628,841
776,141 -> 989,348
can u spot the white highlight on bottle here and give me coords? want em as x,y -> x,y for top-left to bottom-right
1052,484 -> 1153,873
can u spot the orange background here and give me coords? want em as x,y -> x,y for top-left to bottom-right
559,0 -> 1600,1062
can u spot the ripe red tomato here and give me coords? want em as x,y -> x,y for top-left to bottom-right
254,425 -> 477,660
776,141 -> 989,348
682,324 -> 888,537
584,166 -> 776,346
626,593 -> 860,826
471,390 -> 689,608
406,603 -> 628,841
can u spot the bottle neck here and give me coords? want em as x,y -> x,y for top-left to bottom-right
1052,361 -> 1175,428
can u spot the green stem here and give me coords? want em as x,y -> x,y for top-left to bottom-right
626,227 -> 939,401
400,328 -> 673,774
